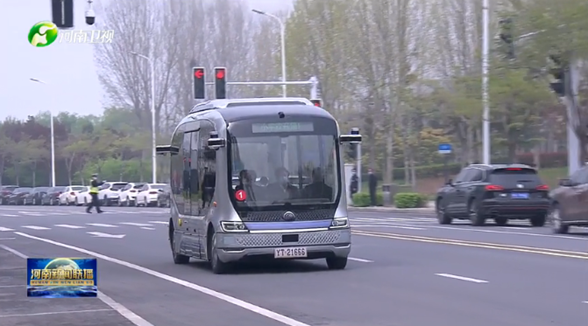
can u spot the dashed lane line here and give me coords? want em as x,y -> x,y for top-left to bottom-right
21,225 -> 50,230
86,223 -> 118,228
0,227 -> 14,231
119,222 -> 153,227
54,224 -> 86,229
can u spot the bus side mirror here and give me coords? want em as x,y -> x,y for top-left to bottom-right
208,138 -> 225,150
339,135 -> 362,143
156,145 -> 179,156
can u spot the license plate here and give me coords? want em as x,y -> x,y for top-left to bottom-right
511,193 -> 529,199
274,247 -> 307,259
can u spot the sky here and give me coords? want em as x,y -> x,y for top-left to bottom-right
0,0 -> 293,121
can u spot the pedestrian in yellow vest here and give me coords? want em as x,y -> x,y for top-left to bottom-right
87,173 -> 104,213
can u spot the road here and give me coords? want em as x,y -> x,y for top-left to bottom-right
0,205 -> 586,326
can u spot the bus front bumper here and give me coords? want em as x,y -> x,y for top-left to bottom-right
215,228 -> 351,263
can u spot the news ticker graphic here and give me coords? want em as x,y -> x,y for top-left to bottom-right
27,257 -> 98,298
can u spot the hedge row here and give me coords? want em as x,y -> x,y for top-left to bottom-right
351,192 -> 428,208
358,152 -> 568,181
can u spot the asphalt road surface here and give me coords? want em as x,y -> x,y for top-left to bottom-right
0,206 -> 586,326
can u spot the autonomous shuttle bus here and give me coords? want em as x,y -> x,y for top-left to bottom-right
156,97 -> 362,274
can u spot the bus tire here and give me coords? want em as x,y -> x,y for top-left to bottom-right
169,223 -> 189,264
326,256 -> 347,270
208,228 -> 229,274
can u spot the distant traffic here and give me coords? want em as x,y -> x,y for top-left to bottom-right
0,183 -> 171,207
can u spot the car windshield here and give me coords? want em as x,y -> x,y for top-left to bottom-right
111,183 -> 127,190
133,184 -> 144,189
489,168 -> 542,188
227,118 -> 340,208
34,187 -> 50,192
71,186 -> 84,191
15,188 -> 32,193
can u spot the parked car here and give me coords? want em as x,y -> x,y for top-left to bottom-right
98,182 -> 127,206
58,186 -> 85,205
0,185 -> 19,205
156,184 -> 171,207
7,187 -> 33,205
548,164 -> 588,234
136,183 -> 168,207
23,187 -> 50,205
41,186 -> 66,205
119,182 -> 145,206
74,186 -> 91,206
435,164 -> 550,226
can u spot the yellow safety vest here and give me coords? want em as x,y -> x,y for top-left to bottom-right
89,181 -> 99,194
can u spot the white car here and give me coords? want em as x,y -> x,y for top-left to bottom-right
58,185 -> 85,205
119,182 -> 145,206
74,186 -> 91,206
135,183 -> 168,207
98,182 -> 127,206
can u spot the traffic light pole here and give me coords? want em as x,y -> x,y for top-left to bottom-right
565,59 -> 582,173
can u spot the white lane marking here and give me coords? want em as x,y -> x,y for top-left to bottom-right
431,225 -> 585,240
86,223 -> 118,228
21,225 -> 50,230
140,227 -> 156,230
148,221 -> 168,225
0,309 -> 113,318
119,222 -> 153,227
348,257 -> 374,263
352,224 -> 425,230
0,214 -> 18,217
14,232 -> 311,326
0,227 -> 14,231
435,273 -> 488,284
55,224 -> 86,229
0,243 -> 153,326
87,232 -> 126,239
582,301 -> 588,304
19,212 -> 42,216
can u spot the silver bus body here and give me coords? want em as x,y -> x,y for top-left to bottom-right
156,97 -> 362,273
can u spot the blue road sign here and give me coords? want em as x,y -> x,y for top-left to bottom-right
438,143 -> 452,154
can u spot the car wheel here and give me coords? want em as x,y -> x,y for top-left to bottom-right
208,231 -> 229,274
326,256 -> 348,270
84,198 -> 88,206
436,198 -> 452,225
169,223 -> 189,264
494,216 -> 508,226
103,196 -> 109,206
75,198 -> 79,206
550,205 -> 568,234
530,214 -> 546,227
468,199 -> 485,226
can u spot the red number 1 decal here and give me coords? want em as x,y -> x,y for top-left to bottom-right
235,190 -> 247,201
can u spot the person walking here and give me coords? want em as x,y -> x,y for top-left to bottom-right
86,173 -> 104,213
349,168 -> 359,197
368,168 -> 378,206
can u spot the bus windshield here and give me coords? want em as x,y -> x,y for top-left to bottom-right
228,119 -> 340,208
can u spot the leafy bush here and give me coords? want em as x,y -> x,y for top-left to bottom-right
351,192 -> 383,207
393,192 -> 427,208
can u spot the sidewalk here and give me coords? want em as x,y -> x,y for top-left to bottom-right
348,201 -> 435,213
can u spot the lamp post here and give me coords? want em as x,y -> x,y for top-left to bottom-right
29,78 -> 56,187
130,52 -> 157,183
252,9 -> 287,97
482,0 -> 490,164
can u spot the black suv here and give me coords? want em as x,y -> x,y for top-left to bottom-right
435,164 -> 550,226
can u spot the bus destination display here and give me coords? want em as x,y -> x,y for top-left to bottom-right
252,122 -> 314,133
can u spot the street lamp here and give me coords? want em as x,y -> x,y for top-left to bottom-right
482,0 -> 490,164
130,51 -> 157,183
29,78 -> 56,187
252,9 -> 287,97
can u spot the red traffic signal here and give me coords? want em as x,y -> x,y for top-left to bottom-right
194,68 -> 204,79
311,99 -> 321,107
192,67 -> 205,99
214,67 -> 227,99
215,68 -> 225,79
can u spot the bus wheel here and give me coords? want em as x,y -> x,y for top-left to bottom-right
169,224 -> 189,264
326,256 -> 348,270
208,229 -> 229,274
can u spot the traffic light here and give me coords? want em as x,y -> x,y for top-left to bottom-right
499,18 -> 515,58
52,0 -> 74,28
548,55 -> 565,97
214,67 -> 226,99
193,67 -> 205,100
311,99 -> 321,107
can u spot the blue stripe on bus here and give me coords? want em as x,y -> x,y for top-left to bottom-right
244,220 -> 332,230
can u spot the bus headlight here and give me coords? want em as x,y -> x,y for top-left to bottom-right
220,221 -> 248,232
330,217 -> 349,228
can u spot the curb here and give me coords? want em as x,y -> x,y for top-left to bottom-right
348,206 -> 435,213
